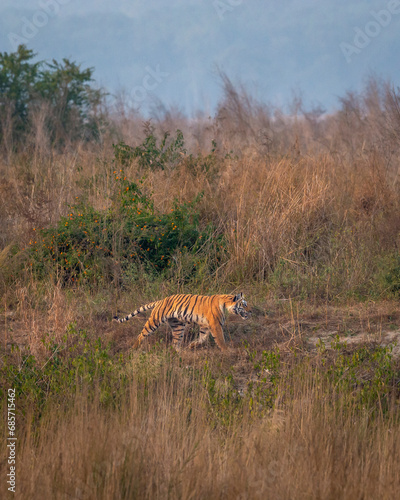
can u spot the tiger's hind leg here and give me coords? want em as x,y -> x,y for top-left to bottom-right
188,327 -> 210,349
132,315 -> 161,349
168,318 -> 186,350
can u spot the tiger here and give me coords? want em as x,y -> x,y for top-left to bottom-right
113,293 -> 250,352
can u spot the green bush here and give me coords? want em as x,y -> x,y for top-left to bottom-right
384,255 -> 400,296
327,337 -> 396,411
0,324 -> 123,417
113,127 -> 185,171
27,141 -> 221,285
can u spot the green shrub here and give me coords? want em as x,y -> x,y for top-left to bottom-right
27,142 -> 221,285
327,338 -> 396,411
384,255 -> 400,296
113,127 -> 186,171
0,324 -> 124,417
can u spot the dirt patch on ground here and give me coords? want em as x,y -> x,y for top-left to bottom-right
2,298 -> 400,357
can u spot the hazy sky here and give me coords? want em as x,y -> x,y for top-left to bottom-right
1,0 -> 400,115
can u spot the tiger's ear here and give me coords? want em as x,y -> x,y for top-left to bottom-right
233,292 -> 244,302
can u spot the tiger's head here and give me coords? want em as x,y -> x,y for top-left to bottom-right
231,292 -> 251,319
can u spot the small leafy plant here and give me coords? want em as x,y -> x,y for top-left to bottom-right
113,127 -> 186,171
0,324 -> 122,417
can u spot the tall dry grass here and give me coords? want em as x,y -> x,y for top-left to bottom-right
1,76 -> 399,297
5,351 -> 399,500
1,67 -> 400,500
1,152 -> 399,300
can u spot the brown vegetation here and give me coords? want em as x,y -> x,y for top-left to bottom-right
1,74 -> 400,499
5,334 -> 400,500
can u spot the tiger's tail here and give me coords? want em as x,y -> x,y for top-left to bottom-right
113,300 -> 160,323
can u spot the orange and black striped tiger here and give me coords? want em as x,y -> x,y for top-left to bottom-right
113,293 -> 250,351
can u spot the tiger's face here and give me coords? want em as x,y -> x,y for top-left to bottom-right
232,293 -> 251,320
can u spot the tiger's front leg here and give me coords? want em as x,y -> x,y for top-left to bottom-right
209,321 -> 227,352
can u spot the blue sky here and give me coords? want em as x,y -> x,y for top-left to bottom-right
1,0 -> 400,115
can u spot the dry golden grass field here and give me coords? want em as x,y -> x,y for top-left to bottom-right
1,69 -> 400,498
